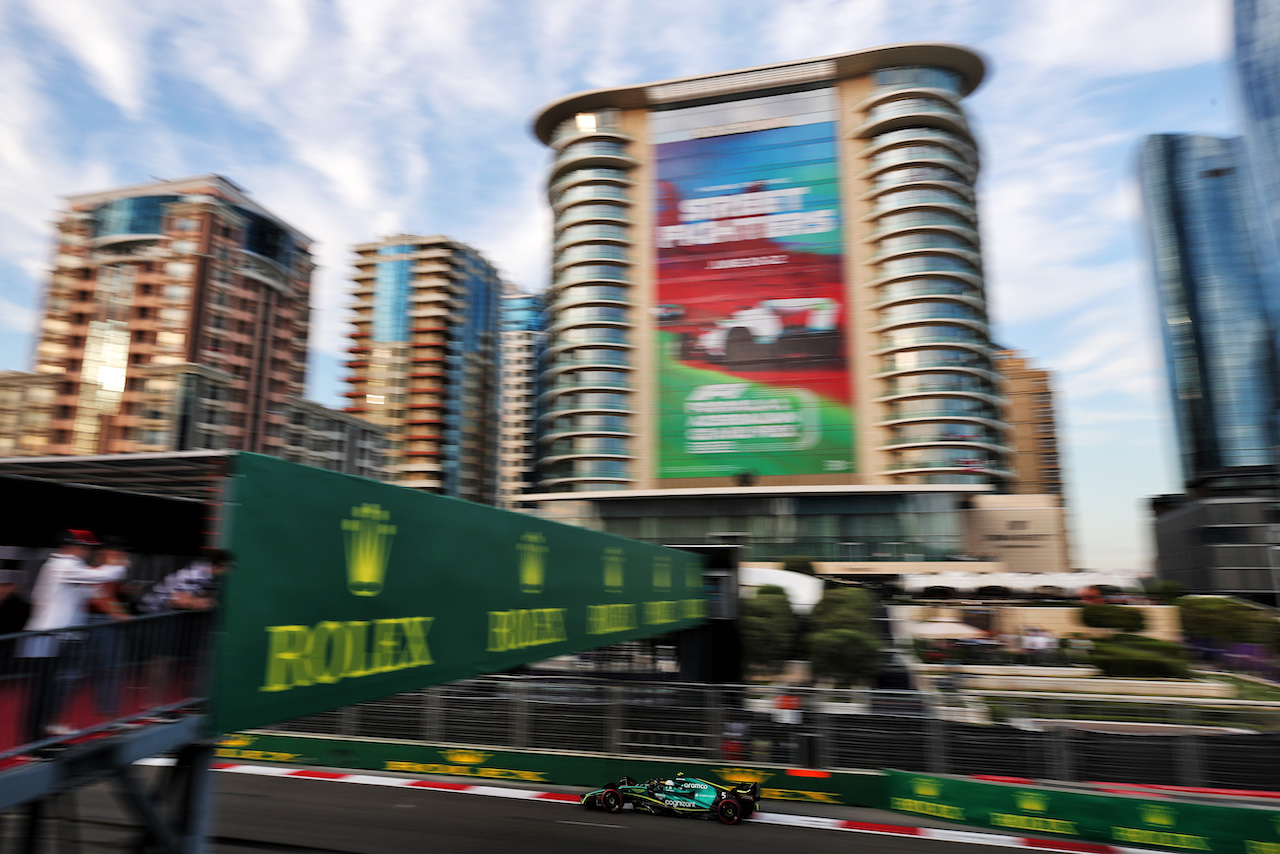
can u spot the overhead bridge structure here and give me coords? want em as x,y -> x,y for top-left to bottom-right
0,452 -> 714,852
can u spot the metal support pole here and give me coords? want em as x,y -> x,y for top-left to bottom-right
607,684 -> 623,754
925,698 -> 948,774
1175,706 -> 1204,787
708,685 -> 724,761
176,742 -> 216,854
511,681 -> 530,750
116,770 -> 182,854
21,800 -> 43,854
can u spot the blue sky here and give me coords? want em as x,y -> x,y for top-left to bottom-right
0,0 -> 1241,571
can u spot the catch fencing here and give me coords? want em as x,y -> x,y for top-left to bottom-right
260,676 -> 1280,791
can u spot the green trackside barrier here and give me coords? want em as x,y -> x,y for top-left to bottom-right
886,771 -> 1280,854
214,732 -> 886,807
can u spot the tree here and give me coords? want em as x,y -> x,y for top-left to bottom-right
804,587 -> 883,685
1141,577 -> 1185,604
739,585 -> 798,673
809,628 -> 882,687
809,587 -> 875,634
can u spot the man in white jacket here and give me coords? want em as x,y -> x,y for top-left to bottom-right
23,529 -> 126,738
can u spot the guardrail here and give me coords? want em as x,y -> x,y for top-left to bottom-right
0,610 -> 212,759
260,675 -> 1280,791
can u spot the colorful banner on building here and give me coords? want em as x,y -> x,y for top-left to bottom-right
210,454 -> 705,734
652,87 -> 853,479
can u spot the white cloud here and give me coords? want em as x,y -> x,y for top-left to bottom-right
22,0 -> 157,117
997,0 -> 1230,78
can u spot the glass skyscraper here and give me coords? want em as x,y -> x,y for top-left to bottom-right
1237,0 -> 1280,254
1139,134 -> 1278,483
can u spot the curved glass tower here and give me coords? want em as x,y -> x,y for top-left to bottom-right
533,46 -> 1012,493
1139,134 -> 1279,482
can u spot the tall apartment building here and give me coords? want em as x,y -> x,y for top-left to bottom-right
992,349 -> 1063,497
344,235 -> 501,502
533,46 -> 1011,495
27,175 -> 314,457
520,47 -> 1069,575
496,286 -> 545,510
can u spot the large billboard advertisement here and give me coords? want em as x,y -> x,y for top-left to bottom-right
652,88 -> 853,479
211,453 -> 705,734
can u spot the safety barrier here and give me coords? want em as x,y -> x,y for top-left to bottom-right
0,610 -> 212,759
217,732 -> 1280,854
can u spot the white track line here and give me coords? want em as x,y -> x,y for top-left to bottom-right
139,759 -> 1167,853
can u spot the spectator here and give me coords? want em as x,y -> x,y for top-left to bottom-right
86,539 -> 132,719
137,549 -> 234,615
22,530 -> 128,738
136,549 -> 233,709
0,569 -> 30,636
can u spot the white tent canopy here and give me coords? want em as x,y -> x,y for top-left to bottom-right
901,570 -> 1146,594
739,566 -> 825,614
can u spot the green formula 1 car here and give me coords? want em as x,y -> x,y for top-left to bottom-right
580,773 -> 760,825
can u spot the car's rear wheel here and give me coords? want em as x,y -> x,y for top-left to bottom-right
601,788 -> 623,813
717,797 -> 741,825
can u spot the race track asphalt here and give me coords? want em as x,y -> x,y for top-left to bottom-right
1,768 -> 1036,854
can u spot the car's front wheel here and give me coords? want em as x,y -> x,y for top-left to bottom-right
717,797 -> 741,825
601,788 -> 623,814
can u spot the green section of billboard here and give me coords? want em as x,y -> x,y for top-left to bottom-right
655,332 -> 855,477
887,771 -> 1280,854
214,732 -> 885,808
210,454 -> 705,734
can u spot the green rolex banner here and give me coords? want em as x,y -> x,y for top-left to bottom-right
209,453 -> 706,734
887,771 -> 1280,854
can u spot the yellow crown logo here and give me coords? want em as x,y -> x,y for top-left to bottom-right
653,556 -> 672,591
1016,791 -> 1049,813
441,749 -> 492,765
912,778 -> 941,798
713,768 -> 773,785
518,532 -> 548,594
603,547 -> 625,592
1141,805 -> 1177,828
218,734 -> 255,748
686,560 -> 701,590
342,504 -> 395,597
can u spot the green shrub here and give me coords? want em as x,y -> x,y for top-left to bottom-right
1104,634 -> 1185,658
1080,603 -> 1146,632
1089,647 -> 1189,678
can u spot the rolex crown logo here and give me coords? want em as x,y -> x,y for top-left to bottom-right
603,547 -> 625,593
441,749 -> 491,765
342,504 -> 395,597
1141,804 -> 1177,828
912,778 -> 941,798
518,532 -> 548,594
653,555 -> 672,591
1016,791 -> 1048,813
218,734 -> 254,749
